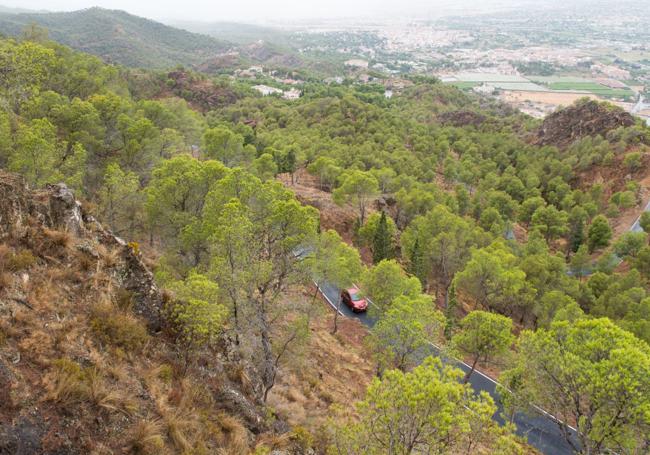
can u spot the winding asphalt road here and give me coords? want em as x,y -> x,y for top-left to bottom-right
300,194 -> 650,453
315,280 -> 580,454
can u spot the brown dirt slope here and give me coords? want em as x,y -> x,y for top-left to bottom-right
278,170 -> 360,245
165,70 -> 241,112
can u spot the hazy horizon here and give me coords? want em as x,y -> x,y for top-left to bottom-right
0,0 -> 626,24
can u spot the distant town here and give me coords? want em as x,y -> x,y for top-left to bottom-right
270,6 -> 650,123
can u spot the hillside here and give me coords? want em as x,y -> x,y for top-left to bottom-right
0,7 -> 232,68
2,33 -> 650,454
0,172 -> 266,453
0,170 -> 385,454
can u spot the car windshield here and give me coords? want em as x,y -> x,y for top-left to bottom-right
350,292 -> 362,301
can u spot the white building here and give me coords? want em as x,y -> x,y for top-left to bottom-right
473,83 -> 496,95
283,89 -> 302,100
344,59 -> 369,69
252,85 -> 283,96
324,76 -> 344,84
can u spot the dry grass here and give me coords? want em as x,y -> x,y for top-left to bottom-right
151,379 -> 212,452
0,224 -> 262,454
76,251 -> 96,272
254,432 -> 291,452
90,298 -> 149,352
114,288 -> 135,311
17,327 -> 55,366
85,367 -> 137,416
0,245 -> 10,290
129,418 -> 166,455
0,243 -> 10,263
44,358 -> 137,416
45,358 -> 88,406
214,412 -> 249,455
267,309 -> 374,432
42,227 -> 72,250
0,197 -> 265,454
0,271 -> 11,291
95,243 -> 121,268
500,90 -> 599,106
89,443 -> 115,455
0,244 -> 36,291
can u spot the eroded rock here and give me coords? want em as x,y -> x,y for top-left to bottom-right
0,418 -> 44,455
535,99 -> 636,148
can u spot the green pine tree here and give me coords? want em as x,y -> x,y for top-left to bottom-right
372,211 -> 392,264
409,236 -> 427,288
587,215 -> 613,253
444,282 -> 457,340
568,218 -> 585,253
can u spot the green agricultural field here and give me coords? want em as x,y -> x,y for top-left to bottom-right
541,82 -> 635,100
449,81 -> 480,89
530,76 -> 594,84
548,82 -> 610,91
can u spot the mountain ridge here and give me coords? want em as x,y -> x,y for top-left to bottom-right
0,6 -> 233,68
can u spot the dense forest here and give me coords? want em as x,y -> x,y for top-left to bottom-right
0,32 -> 649,455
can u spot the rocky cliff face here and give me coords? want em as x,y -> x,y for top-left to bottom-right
0,171 -> 163,330
0,171 -> 269,454
534,99 -> 636,148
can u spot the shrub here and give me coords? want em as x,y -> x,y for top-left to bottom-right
6,250 -> 37,271
613,232 -> 648,258
85,366 -> 137,415
610,191 -> 636,209
605,204 -> 620,218
114,288 -> 135,311
158,364 -> 174,383
47,358 -> 87,406
90,301 -> 148,351
290,426 -> 314,451
623,152 -> 642,172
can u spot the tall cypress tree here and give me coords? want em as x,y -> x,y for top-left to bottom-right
568,218 -> 585,253
409,236 -> 427,288
372,211 -> 392,264
444,282 -> 458,340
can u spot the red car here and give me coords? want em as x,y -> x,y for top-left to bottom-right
341,287 -> 368,313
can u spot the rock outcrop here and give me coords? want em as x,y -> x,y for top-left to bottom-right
0,170 -> 163,330
534,99 -> 636,148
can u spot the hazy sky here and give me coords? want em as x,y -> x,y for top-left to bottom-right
2,0 -> 552,23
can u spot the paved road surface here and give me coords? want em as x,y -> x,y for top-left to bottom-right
630,200 -> 650,233
316,281 -> 580,455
